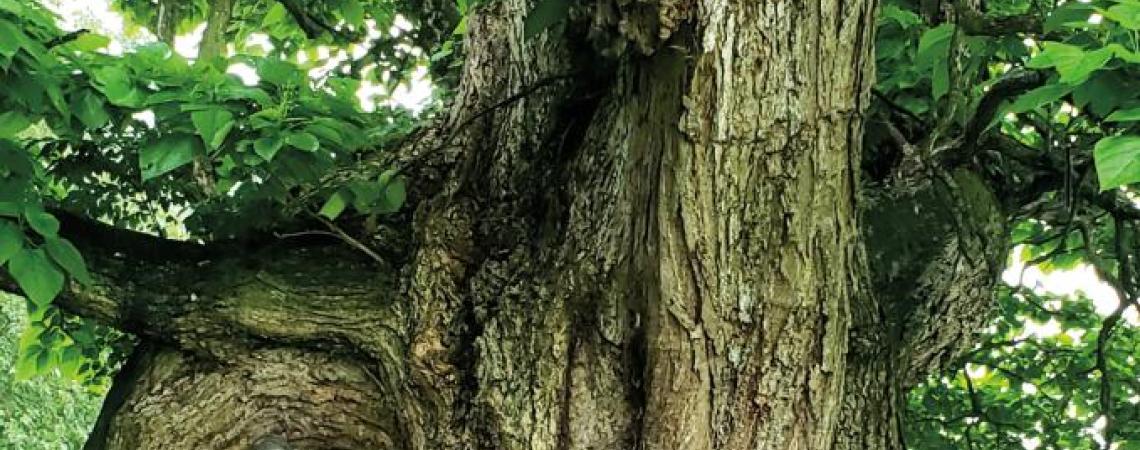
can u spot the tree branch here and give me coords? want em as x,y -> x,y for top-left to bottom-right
957,10 -> 1044,37
1,210 -> 405,362
952,70 -> 1046,164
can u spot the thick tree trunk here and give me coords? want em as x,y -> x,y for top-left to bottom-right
64,0 -> 1010,449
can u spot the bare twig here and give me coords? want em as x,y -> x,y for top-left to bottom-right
306,211 -> 386,264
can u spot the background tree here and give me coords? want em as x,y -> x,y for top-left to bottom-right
0,0 -> 1138,448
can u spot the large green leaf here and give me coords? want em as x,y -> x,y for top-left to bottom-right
92,66 -> 143,107
8,248 -> 64,307
257,58 -> 304,86
0,20 -> 23,58
1044,2 -> 1097,32
1106,105 -> 1140,122
139,134 -> 199,180
0,111 -> 31,138
914,24 -> 956,69
254,135 -> 284,161
932,58 -> 950,101
1009,84 -> 1072,113
375,169 -> 406,214
1027,42 -> 1111,84
44,237 -> 92,285
319,191 -> 349,219
24,209 -> 59,238
342,0 -> 365,26
191,108 -> 235,151
1093,135 -> 1140,190
66,33 -> 110,51
0,219 -> 21,264
71,89 -> 110,129
1103,2 -> 1140,29
285,131 -> 320,152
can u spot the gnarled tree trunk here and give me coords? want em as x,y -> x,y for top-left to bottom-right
59,0 -> 1015,449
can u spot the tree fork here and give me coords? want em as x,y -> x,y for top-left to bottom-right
45,0 -> 1025,448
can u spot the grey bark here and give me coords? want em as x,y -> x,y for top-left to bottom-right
44,0 -> 1013,448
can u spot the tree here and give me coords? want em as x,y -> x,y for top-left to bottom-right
1,0 -> 1138,448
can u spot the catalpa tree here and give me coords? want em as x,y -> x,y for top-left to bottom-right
0,0 -> 1139,448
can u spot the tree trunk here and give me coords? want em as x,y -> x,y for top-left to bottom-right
67,0 -> 1012,449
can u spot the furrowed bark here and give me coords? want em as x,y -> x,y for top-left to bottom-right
29,0 -> 1006,447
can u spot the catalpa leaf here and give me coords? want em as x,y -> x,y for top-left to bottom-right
319,191 -> 350,219
8,248 -> 64,307
24,208 -> 59,238
915,24 -> 956,69
45,237 -> 92,285
1106,106 -> 1140,122
140,134 -> 199,180
191,108 -> 235,151
285,131 -> 319,152
254,135 -> 284,161
376,168 -> 407,214
1009,84 -> 1072,113
1094,135 -> 1140,191
0,219 -> 21,264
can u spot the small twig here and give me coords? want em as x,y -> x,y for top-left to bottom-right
45,29 -> 90,49
307,211 -> 385,264
273,230 -> 341,240
873,89 -> 927,126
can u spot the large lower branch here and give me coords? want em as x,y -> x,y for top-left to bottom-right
2,210 -> 406,361
866,168 -> 1009,386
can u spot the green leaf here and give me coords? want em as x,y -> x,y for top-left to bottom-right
59,345 -> 83,380
45,237 -> 92,285
1093,135 -> 1140,190
8,248 -> 64,307
191,108 -> 236,150
1108,43 -> 1140,63
66,33 -> 111,51
258,58 -> 304,86
0,20 -> 23,58
0,140 -> 33,177
1044,2 -> 1097,32
1061,47 -> 1113,84
0,220 -> 21,264
524,0 -> 569,39
24,208 -> 59,238
285,131 -> 320,152
319,191 -> 350,219
13,347 -> 39,380
376,168 -> 407,214
72,89 -> 110,129
1072,71 -> 1125,116
0,110 -> 31,138
915,24 -> 956,69
880,4 -> 923,28
1027,42 -> 1111,84
262,3 -> 288,27
1026,42 -> 1084,70
342,0 -> 365,26
1009,84 -> 1072,113
932,58 -> 950,101
1107,106 -> 1140,122
92,66 -> 142,107
1103,2 -> 1140,29
140,134 -> 199,180
254,135 -> 284,161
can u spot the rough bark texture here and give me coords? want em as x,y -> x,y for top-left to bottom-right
50,0 -> 1012,448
